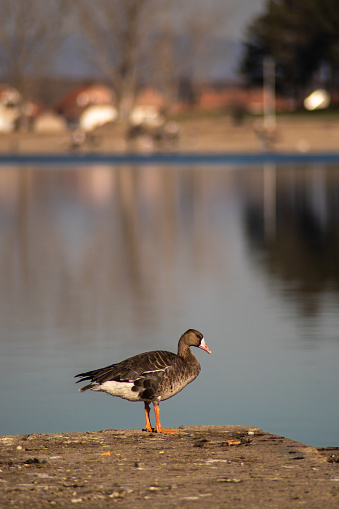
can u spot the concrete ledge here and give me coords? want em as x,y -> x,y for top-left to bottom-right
1,425 -> 338,508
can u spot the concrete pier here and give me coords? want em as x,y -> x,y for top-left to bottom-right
1,425 -> 338,508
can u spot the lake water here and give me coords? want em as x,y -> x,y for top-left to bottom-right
1,162 -> 338,447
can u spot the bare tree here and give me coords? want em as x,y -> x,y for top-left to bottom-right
76,0 -> 160,121
146,0 -> 232,112
75,0 -> 231,120
176,1 -> 232,106
147,1 -> 179,117
0,0 -> 70,126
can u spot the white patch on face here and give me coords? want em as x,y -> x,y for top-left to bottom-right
90,380 -> 140,401
199,337 -> 211,354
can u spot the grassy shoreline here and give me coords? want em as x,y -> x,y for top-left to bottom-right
0,113 -> 339,155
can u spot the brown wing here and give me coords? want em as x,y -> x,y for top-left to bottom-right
75,350 -> 178,386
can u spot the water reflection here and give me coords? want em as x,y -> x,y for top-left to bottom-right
241,164 -> 339,317
1,163 -> 339,446
0,166 -> 236,339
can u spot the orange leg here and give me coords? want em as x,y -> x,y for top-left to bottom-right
153,404 -> 178,433
144,402 -> 153,432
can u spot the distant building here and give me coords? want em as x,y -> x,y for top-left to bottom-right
0,85 -> 21,132
0,84 -> 41,131
197,85 -> 293,114
54,83 -> 167,129
130,87 -> 165,126
55,83 -> 116,128
80,105 -> 117,132
0,84 -> 21,107
34,111 -> 66,133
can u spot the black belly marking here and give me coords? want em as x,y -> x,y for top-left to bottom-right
140,388 -> 156,400
131,376 -> 159,400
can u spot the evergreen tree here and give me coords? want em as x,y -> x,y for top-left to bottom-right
240,0 -> 339,98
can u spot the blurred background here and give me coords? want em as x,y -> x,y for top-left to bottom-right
0,0 -> 339,150
1,1 -> 339,447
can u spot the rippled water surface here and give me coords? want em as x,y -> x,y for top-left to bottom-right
1,163 -> 339,447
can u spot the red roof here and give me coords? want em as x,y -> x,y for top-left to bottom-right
55,84 -> 115,120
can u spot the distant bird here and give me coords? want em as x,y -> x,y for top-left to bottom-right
75,329 -> 211,433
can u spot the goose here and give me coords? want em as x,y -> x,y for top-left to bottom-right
75,329 -> 211,433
